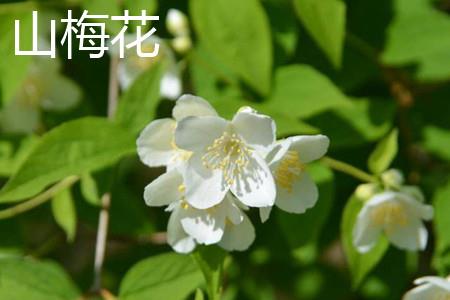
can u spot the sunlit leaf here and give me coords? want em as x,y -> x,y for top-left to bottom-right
367,129 -> 399,174
51,188 -> 77,242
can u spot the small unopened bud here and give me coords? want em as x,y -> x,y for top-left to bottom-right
166,9 -> 190,37
172,35 -> 192,54
355,183 -> 379,201
381,169 -> 404,189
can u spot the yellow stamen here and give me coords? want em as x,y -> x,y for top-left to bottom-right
201,132 -> 252,185
274,151 -> 304,193
370,201 -> 409,233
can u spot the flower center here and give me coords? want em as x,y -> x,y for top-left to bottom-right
201,132 -> 252,185
170,129 -> 192,163
274,150 -> 304,193
370,202 -> 409,232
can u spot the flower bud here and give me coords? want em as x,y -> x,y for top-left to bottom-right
355,183 -> 379,201
172,35 -> 192,54
166,9 -> 190,37
381,169 -> 404,189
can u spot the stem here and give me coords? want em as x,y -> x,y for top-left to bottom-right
321,156 -> 377,183
192,247 -> 226,300
91,55 -> 120,293
0,176 -> 79,220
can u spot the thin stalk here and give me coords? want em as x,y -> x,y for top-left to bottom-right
0,176 -> 79,220
321,156 -> 377,183
91,55 -> 120,293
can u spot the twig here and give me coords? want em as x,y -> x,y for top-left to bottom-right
91,56 -> 120,293
0,176 -> 79,220
321,156 -> 377,183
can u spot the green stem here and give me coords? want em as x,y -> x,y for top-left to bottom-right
321,156 -> 377,183
192,247 -> 226,300
0,176 -> 79,220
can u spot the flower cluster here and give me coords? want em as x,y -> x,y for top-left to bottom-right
137,95 -> 329,253
353,169 -> 434,253
404,275 -> 450,299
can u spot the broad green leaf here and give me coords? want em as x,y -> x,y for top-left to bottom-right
115,63 -> 164,135
119,252 -> 203,300
0,117 -> 135,203
293,0 -> 346,68
382,0 -> 450,81
190,0 -> 273,95
81,173 -> 101,206
0,11 -> 33,104
367,129 -> 398,174
423,126 -> 450,161
0,136 -> 39,177
308,99 -> 395,149
0,257 -> 80,300
341,195 -> 389,288
267,65 -> 351,119
278,163 -> 334,248
433,181 -> 450,271
51,188 -> 77,242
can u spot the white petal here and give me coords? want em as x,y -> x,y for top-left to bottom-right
223,194 -> 244,225
117,60 -> 138,90
353,204 -> 384,253
160,68 -> 182,100
259,206 -> 272,223
144,169 -> 183,207
180,206 -> 226,245
275,172 -> 318,214
183,154 -> 229,209
175,116 -> 228,152
288,135 -> 330,163
172,94 -> 217,121
232,108 -> 276,149
137,118 -> 177,167
398,193 -> 434,221
41,76 -> 81,111
414,277 -> 450,292
265,139 -> 292,166
386,219 -> 428,251
219,214 -> 255,251
404,283 -> 442,300
167,207 -> 196,253
230,152 -> 276,208
166,9 -> 189,36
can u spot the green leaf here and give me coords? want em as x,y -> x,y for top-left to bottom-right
0,117 -> 135,203
81,173 -> 101,206
433,181 -> 450,276
307,99 -> 395,149
293,0 -> 346,68
115,63 -> 164,135
423,126 -> 450,161
382,0 -> 450,81
267,65 -> 351,119
367,129 -> 399,174
119,252 -> 203,300
0,257 -> 80,300
51,188 -> 77,242
194,288 -> 205,300
341,195 -> 389,288
0,11 -> 33,104
278,163 -> 334,248
190,0 -> 273,95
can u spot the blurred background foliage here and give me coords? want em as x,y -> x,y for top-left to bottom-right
0,0 -> 449,299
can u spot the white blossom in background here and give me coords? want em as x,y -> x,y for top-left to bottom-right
174,106 -> 276,210
403,276 -> 450,300
111,35 -> 182,100
137,94 -> 217,170
166,9 -> 192,54
0,55 -> 81,134
353,169 -> 434,253
259,135 -> 330,222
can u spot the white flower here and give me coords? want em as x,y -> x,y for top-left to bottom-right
353,190 -> 434,253
137,94 -> 217,169
144,168 -> 255,253
259,135 -> 330,222
166,9 -> 190,37
175,107 -> 277,209
0,56 -> 81,134
113,35 -> 182,100
404,276 -> 450,300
